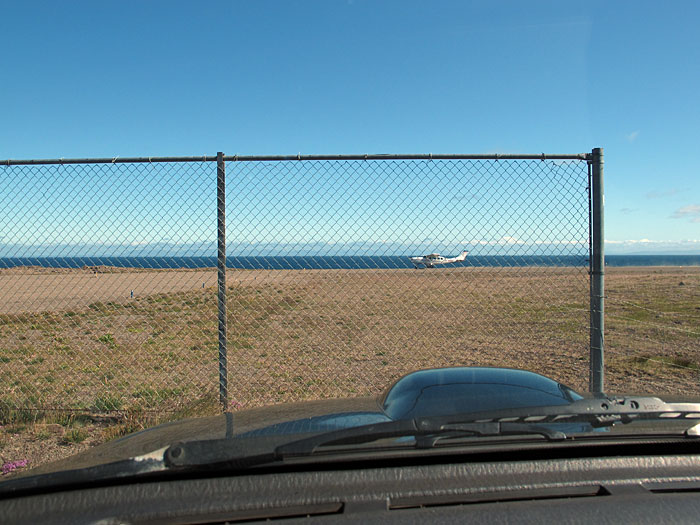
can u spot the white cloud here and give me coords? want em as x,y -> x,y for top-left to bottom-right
500,236 -> 525,245
464,237 -> 586,246
626,130 -> 640,142
605,238 -> 700,254
672,204 -> 700,223
607,239 -> 667,244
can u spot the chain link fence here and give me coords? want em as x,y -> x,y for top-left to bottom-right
1,153 -> 596,417
0,160 -> 219,415
224,157 -> 592,407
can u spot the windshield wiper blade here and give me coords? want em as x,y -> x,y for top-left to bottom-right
419,422 -> 568,447
275,420 -> 566,457
164,396 -> 700,470
163,420 -> 566,470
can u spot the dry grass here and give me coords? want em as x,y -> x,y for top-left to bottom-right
604,266 -> 700,393
1,264 -> 699,474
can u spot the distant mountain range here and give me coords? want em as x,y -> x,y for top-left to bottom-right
0,240 -> 697,258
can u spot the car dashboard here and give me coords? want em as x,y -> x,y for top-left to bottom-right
3,440 -> 700,524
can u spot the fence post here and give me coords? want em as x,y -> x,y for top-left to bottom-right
217,152 -> 228,408
590,147 -> 605,393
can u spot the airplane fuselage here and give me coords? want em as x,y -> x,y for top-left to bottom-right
409,251 -> 468,269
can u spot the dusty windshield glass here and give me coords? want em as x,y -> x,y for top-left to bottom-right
0,1 -> 698,479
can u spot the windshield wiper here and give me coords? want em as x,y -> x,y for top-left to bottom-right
164,396 -> 700,469
163,419 -> 566,470
276,420 -> 566,456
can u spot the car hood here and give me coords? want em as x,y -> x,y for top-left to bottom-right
17,396 -> 381,478
18,391 -> 700,482
12,366 -> 700,480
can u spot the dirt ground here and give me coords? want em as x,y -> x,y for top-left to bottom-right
0,267 -> 219,314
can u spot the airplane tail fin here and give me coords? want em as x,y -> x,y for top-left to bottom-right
456,251 -> 468,261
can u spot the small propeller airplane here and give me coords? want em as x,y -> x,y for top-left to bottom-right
408,250 -> 468,269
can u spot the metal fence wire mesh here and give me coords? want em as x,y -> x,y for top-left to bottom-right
0,155 -> 592,415
225,158 -> 591,407
0,161 -> 218,413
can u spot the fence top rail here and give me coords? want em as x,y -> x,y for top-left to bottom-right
224,153 -> 592,162
1,152 -> 592,166
1,155 -> 217,166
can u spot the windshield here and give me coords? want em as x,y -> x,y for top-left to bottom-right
1,1 -> 699,481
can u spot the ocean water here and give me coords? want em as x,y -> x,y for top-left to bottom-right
0,254 -> 698,270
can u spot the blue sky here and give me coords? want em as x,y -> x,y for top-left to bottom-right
1,0 -> 698,254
